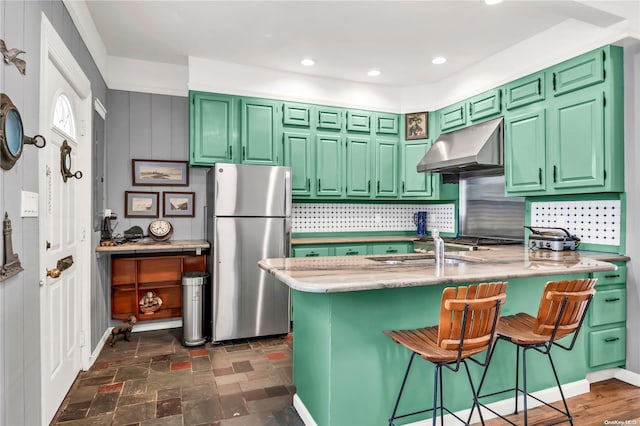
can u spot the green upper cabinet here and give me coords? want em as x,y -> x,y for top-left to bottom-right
505,72 -> 545,110
189,91 -> 237,166
375,113 -> 399,135
240,98 -> 280,165
549,88 -> 605,191
317,107 -> 343,131
316,134 -> 343,197
551,49 -> 605,97
284,131 -> 313,197
400,139 -> 433,198
468,89 -> 502,122
374,138 -> 398,197
505,109 -> 546,195
345,137 -> 371,197
439,101 -> 467,132
346,110 -> 371,132
283,102 -> 310,127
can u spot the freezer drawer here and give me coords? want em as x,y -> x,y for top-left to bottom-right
211,217 -> 290,341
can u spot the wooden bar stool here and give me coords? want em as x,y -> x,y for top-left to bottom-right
471,278 -> 596,426
385,282 -> 508,426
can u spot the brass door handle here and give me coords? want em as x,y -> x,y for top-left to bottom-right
47,268 -> 61,278
46,255 -> 74,279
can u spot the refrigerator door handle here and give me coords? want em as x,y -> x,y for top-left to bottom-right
284,168 -> 292,217
284,218 -> 292,257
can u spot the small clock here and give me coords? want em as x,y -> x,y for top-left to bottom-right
148,219 -> 173,242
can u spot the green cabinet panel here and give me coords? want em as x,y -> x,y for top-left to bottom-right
590,288 -> 626,327
468,89 -> 502,122
369,243 -> 411,255
592,268 -> 626,286
505,73 -> 545,110
283,102 -> 310,127
552,49 -> 605,97
334,245 -> 367,256
189,92 -> 236,166
345,137 -> 371,197
549,89 -> 604,191
317,107 -> 343,130
374,138 -> 398,197
292,247 -> 331,257
316,135 -> 343,197
375,113 -> 399,135
400,139 -> 433,198
241,99 -> 279,165
588,327 -> 626,368
346,110 -> 371,132
439,102 -> 467,132
284,132 -> 313,197
505,109 -> 546,195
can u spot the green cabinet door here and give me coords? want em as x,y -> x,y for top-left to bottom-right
292,246 -> 331,257
241,98 -> 279,165
374,138 -> 398,197
549,89 -> 605,191
551,49 -> 605,97
346,110 -> 371,132
284,131 -> 313,197
400,139 -> 433,198
316,134 -> 343,197
283,102 -> 310,127
504,109 -> 546,195
345,137 -> 371,197
505,73 -> 545,110
317,107 -> 343,130
369,243 -> 412,255
468,89 -> 502,122
439,101 -> 467,132
375,113 -> 399,135
334,245 -> 367,256
189,92 -> 236,166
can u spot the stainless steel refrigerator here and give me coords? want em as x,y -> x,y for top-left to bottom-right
206,163 -> 292,342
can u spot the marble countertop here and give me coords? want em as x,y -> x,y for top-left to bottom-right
95,239 -> 210,254
291,235 -> 417,245
259,246 -> 626,293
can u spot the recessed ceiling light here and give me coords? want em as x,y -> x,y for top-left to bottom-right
432,56 -> 447,65
301,58 -> 316,66
368,69 -> 381,77
485,0 -> 503,5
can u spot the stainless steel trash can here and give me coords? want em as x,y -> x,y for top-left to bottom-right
182,271 -> 209,346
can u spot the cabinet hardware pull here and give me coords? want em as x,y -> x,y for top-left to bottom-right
368,181 -> 371,192
402,181 -> 405,193
604,274 -> 620,278
469,103 -> 472,117
386,249 -> 398,253
605,298 -> 621,302
538,168 -> 542,185
604,337 -> 620,343
318,179 -> 321,191
307,178 -> 310,191
537,79 -> 541,95
553,165 -> 557,183
377,181 -> 380,193
346,251 -> 358,255
243,146 -> 246,160
306,253 -> 320,257
229,145 -> 232,159
552,73 -> 557,91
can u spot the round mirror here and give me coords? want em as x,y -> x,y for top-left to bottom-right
1,94 -> 25,170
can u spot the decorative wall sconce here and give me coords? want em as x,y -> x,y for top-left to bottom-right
60,140 -> 83,182
1,93 -> 46,170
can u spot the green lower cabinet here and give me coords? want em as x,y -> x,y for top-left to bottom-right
369,242 -> 412,255
334,245 -> 367,256
292,246 -> 331,258
588,327 -> 626,368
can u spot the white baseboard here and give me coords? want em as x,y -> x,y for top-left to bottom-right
292,380 -> 589,426
84,327 -> 112,371
614,368 -> 640,387
587,368 -> 618,383
131,318 -> 182,333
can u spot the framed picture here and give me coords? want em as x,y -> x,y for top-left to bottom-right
405,112 -> 428,140
125,191 -> 159,218
132,159 -> 189,186
163,191 -> 195,217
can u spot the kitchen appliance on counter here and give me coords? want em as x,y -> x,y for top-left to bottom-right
413,211 -> 427,237
206,163 -> 291,342
526,226 -> 580,251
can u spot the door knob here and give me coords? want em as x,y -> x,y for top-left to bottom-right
46,268 -> 61,278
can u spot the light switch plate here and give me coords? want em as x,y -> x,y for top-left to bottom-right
21,191 -> 39,217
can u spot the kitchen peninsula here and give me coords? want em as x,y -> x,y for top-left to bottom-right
259,248 -> 626,426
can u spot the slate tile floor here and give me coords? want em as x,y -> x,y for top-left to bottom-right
52,328 -> 304,425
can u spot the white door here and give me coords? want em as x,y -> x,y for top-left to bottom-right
38,16 -> 92,425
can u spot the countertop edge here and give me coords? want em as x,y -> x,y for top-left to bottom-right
96,239 -> 210,253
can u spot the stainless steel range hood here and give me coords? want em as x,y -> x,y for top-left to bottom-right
417,117 -> 503,173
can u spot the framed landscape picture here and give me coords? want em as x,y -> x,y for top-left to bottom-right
163,191 -> 195,217
132,159 -> 189,186
125,191 -> 159,218
405,112 -> 428,140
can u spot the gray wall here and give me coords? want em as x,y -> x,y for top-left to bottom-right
0,1 -> 107,424
105,90 -> 206,245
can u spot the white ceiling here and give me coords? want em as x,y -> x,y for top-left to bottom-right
84,0 -> 636,88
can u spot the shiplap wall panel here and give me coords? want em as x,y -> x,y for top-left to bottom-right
151,94 -> 172,159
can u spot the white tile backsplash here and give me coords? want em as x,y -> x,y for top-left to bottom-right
530,200 -> 621,245
292,203 -> 456,233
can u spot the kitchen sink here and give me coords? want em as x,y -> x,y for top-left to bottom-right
366,254 -> 478,266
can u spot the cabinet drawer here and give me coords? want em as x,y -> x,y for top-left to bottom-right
588,327 -> 626,368
591,267 -> 626,286
370,243 -> 410,255
590,288 -> 626,327
505,73 -> 545,110
293,247 -> 331,258
283,102 -> 310,127
334,245 -> 367,256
